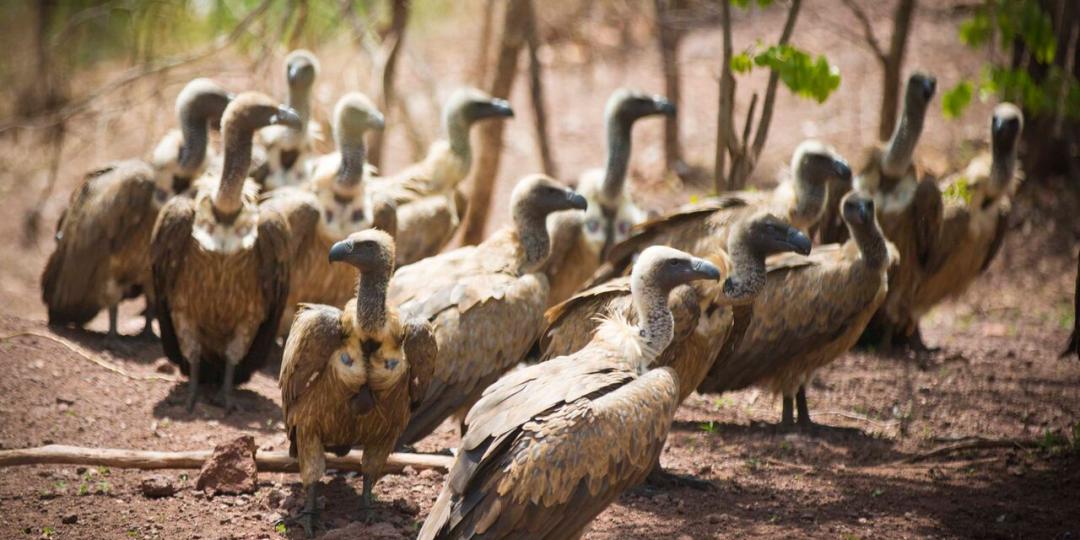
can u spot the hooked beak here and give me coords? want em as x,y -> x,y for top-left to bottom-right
833,158 -> 853,186
786,228 -> 813,256
371,112 -> 386,130
857,200 -> 874,225
565,190 -> 588,211
271,105 -> 303,129
481,99 -> 515,119
918,75 -> 937,101
653,96 -> 676,116
328,239 -> 352,263
690,258 -> 723,281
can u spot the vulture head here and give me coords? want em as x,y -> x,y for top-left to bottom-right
446,87 -> 515,128
329,229 -> 396,276
634,245 -> 722,295
790,140 -> 851,228
724,213 -> 812,300
989,103 -> 1024,195
332,92 -> 384,191
880,72 -> 936,179
513,175 -> 588,270
574,169 -> 648,259
840,191 -> 876,230
285,49 -> 319,96
153,78 -> 233,194
904,72 -> 937,116
606,88 -> 676,129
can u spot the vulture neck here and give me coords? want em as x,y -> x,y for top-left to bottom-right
851,222 -> 889,270
600,116 -> 633,204
790,173 -> 825,229
336,140 -> 367,189
446,113 -> 473,169
513,207 -> 552,272
881,101 -> 925,179
354,267 -> 390,334
213,124 -> 255,219
630,281 -> 674,370
287,86 -> 312,132
724,232 -> 767,300
177,115 -> 209,177
989,145 -> 1018,198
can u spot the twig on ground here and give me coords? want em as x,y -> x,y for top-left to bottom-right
0,331 -> 176,383
899,438 -> 1040,464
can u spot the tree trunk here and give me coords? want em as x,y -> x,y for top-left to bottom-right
524,0 -> 556,177
460,0 -> 529,246
877,0 -> 917,141
654,0 -> 684,170
715,0 -> 736,193
472,0 -> 498,86
368,0 -> 410,169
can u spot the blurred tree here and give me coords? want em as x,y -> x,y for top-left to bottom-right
654,0 -> 688,174
714,0 -> 841,192
942,0 -> 1078,179
524,0 -> 556,178
840,0 -> 918,142
368,0 -> 410,169
461,0 -> 530,246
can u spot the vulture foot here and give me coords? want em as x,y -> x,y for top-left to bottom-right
184,385 -> 200,413
645,466 -> 715,491
359,474 -> 378,523
213,387 -> 239,416
298,484 -> 320,538
1062,329 -> 1079,360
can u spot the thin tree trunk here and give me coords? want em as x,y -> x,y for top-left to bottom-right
877,0 -> 917,141
368,0 -> 410,169
524,0 -> 556,177
460,0 -> 529,246
472,0 -> 498,86
746,0 -> 802,165
716,0 -> 735,192
0,444 -> 453,474
654,0 -> 684,170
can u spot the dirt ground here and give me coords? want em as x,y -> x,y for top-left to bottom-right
2,1 -> 1079,539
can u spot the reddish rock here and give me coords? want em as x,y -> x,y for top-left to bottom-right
196,436 -> 257,495
153,358 -> 176,375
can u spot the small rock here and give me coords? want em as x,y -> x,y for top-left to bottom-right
76,467 -> 87,475
266,488 -> 286,509
56,396 -> 76,406
697,464 -> 712,475
196,436 -> 258,495
402,466 -> 417,476
153,358 -> 176,375
140,474 -> 176,498
266,511 -> 284,525
62,514 -> 78,524
707,513 -> 722,524
418,469 -> 442,480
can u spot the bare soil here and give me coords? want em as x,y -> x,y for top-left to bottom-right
2,1 -> 1078,539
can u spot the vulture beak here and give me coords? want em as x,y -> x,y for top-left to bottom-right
833,158 -> 853,186
271,106 -> 303,130
329,239 -> 353,263
653,96 -> 677,116
920,75 -> 937,101
857,200 -> 874,225
565,190 -> 589,211
690,258 -> 723,281
371,111 -> 386,131
786,228 -> 813,256
481,99 -> 515,119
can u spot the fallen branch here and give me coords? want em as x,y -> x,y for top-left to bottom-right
900,438 -> 1040,464
0,331 -> 177,383
0,444 -> 454,474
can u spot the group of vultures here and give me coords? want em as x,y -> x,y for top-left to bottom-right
40,48 -> 1023,538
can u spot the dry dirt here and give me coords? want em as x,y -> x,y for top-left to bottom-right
2,1 -> 1079,539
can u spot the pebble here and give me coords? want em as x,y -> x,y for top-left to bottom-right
402,466 -> 417,476
153,358 -> 176,374
140,474 -> 176,498
707,513 -> 722,524
418,469 -> 442,480
62,513 -> 78,524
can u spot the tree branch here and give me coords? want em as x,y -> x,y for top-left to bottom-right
747,0 -> 803,165
840,0 -> 887,62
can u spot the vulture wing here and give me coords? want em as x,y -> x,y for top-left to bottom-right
234,208 -> 293,383
279,304 -> 345,422
259,187 -> 322,261
913,176 -> 944,268
402,318 -> 439,409
538,279 -> 632,362
980,205 -> 1009,273
150,196 -> 197,368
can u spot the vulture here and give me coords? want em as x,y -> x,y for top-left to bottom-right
389,174 -> 587,446
852,72 -> 942,351
418,246 -> 722,540
262,92 -> 394,335
697,191 -> 897,428
912,104 -> 1024,336
255,50 -> 321,190
41,78 -> 232,338
367,88 -> 514,265
593,140 -> 850,284
151,92 -> 301,412
538,213 -> 811,487
280,230 -> 436,537
542,88 -> 675,307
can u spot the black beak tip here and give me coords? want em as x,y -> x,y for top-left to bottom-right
657,99 -> 676,116
328,241 -> 351,263
836,160 -> 853,183
789,230 -> 812,255
568,192 -> 588,211
492,99 -> 515,118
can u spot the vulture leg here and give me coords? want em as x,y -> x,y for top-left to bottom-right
781,395 -> 796,427
138,304 -> 156,339
185,359 -> 201,412
107,304 -> 120,340
645,456 -> 715,491
299,483 -> 319,538
216,361 -> 238,415
905,326 -> 939,355
359,473 -> 376,522
795,386 -> 815,430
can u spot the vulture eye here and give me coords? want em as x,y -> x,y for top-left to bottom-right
351,209 -> 364,222
384,359 -> 399,371
616,221 -> 631,236
585,219 -> 601,233
339,352 -> 354,367
668,259 -> 680,267
326,210 -> 335,222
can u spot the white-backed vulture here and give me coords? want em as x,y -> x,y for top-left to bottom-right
593,140 -> 850,284
280,230 -> 436,536
151,92 -> 301,412
254,50 -> 321,190
851,72 -> 942,351
41,78 -> 232,338
367,88 -> 514,265
542,89 -> 675,307
913,104 -> 1024,332
539,213 -> 811,488
697,192 -> 898,428
389,175 -> 587,446
418,246 -> 722,540
262,92 -> 394,335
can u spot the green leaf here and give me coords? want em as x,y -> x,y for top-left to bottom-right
942,81 -> 974,119
958,12 -> 992,47
730,53 -> 754,74
943,176 -> 973,205
746,44 -> 841,103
